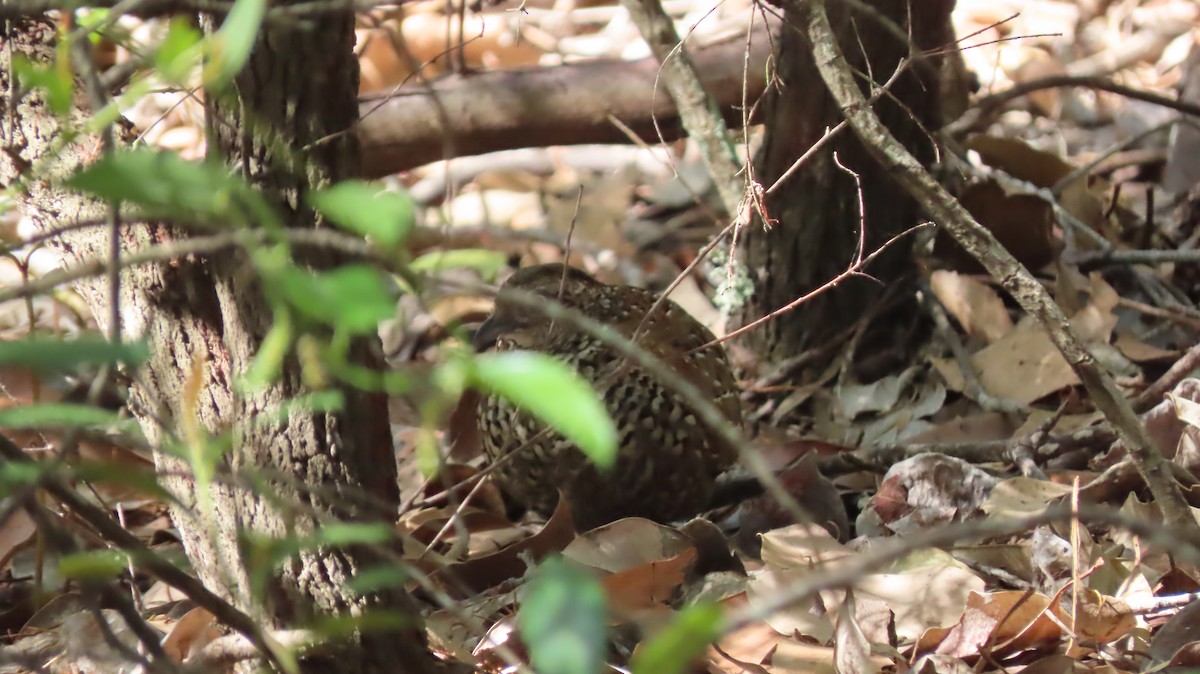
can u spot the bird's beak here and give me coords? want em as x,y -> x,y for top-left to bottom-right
472,316 -> 506,352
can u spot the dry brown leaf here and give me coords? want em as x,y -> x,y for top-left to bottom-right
427,592 -> 515,664
543,169 -> 639,256
1066,589 -> 1137,646
141,580 -> 190,611
1012,410 -> 1102,438
0,508 -> 37,572
917,590 -> 1061,658
760,522 -> 851,571
1149,597 -> 1200,667
981,477 -> 1075,519
751,524 -> 846,642
937,179 -> 1060,272
0,365 -> 41,405
738,451 -> 850,543
428,492 -> 575,593
556,518 -> 700,613
427,294 -> 494,329
998,653 -> 1076,674
1114,331 -> 1179,363
932,279 -> 1121,405
601,547 -> 697,612
756,524 -> 983,644
357,14 -> 545,93
965,135 -> 1073,190
905,412 -> 1018,444
768,638 -> 840,674
400,505 -> 514,552
858,454 -> 999,535
1071,273 -> 1120,343
162,607 -> 219,663
706,593 -> 777,673
850,551 -> 984,643
909,653 -> 976,674
929,270 -> 1014,344
968,329 -> 1078,404
951,545 -> 1035,586
563,517 -> 696,573
1009,49 -> 1069,118
964,135 -> 1107,234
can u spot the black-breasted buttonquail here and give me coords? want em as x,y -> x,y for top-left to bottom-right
472,263 -> 742,530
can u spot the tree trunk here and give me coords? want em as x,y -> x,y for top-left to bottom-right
737,0 -> 956,361
0,13 -> 440,674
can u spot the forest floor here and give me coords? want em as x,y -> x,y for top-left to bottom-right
1,0 -> 1199,671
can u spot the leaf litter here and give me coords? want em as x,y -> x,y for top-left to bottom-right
3,0 -> 1200,671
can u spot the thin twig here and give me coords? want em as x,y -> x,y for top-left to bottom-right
619,0 -> 745,216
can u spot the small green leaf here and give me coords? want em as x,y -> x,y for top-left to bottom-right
410,249 -> 506,277
0,461 -> 46,488
470,352 -> 617,468
12,57 -> 73,116
242,531 -> 306,597
308,182 -> 414,250
73,461 -> 168,501
346,565 -> 408,595
154,18 -> 202,84
205,0 -> 265,89
256,391 -> 345,424
240,311 -> 293,390
0,404 -> 123,430
67,148 -> 271,227
60,550 -> 127,581
631,603 -> 724,674
313,522 -> 394,547
0,337 -> 148,371
274,264 -> 396,334
518,557 -> 608,674
76,10 -> 112,46
313,611 -> 411,639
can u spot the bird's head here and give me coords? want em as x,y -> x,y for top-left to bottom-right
471,263 -> 602,351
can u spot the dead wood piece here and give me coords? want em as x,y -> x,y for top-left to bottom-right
357,26 -> 773,177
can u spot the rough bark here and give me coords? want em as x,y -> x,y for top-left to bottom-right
736,0 -> 955,359
1,13 -> 439,674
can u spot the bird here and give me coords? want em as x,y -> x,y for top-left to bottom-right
471,263 -> 742,530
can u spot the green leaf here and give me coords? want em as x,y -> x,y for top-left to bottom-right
76,10 -> 112,46
274,264 -> 396,334
346,565 -> 408,595
410,249 -> 506,277
60,550 -> 128,581
308,182 -> 414,250
73,461 -> 168,501
469,352 -> 617,468
0,404 -> 123,430
205,0 -> 265,89
240,311 -> 293,390
243,532 -> 303,597
631,603 -> 724,674
312,522 -> 394,547
0,337 -> 148,371
256,391 -> 345,424
518,557 -> 608,674
12,57 -> 73,116
154,18 -> 202,84
67,148 -> 271,227
313,611 -> 411,639
0,461 -> 46,488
